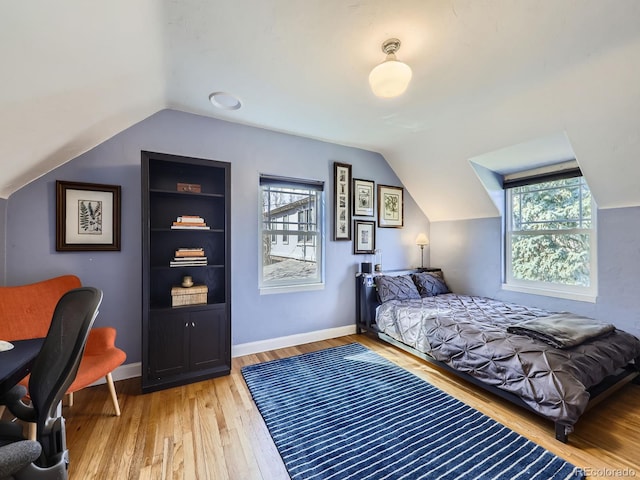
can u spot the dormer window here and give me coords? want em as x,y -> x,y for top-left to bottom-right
504,168 -> 597,302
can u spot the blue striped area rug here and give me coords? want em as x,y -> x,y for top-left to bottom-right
242,343 -> 584,480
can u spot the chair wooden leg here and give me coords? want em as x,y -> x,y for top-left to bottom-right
0,405 -> 5,419
66,391 -> 74,407
106,372 -> 121,416
28,422 -> 36,440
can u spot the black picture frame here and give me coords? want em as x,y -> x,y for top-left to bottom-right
377,184 -> 404,228
56,180 -> 121,251
354,220 -> 376,254
353,178 -> 375,217
333,162 -> 352,240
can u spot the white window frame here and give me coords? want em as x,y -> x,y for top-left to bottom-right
259,175 -> 325,294
503,176 -> 598,302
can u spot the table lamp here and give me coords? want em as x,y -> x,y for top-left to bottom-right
416,233 -> 429,268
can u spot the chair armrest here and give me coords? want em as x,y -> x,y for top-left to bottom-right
4,397 -> 36,424
85,327 -> 117,355
0,440 -> 42,479
0,385 -> 27,406
1,385 -> 34,423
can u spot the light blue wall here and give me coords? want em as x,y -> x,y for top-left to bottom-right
430,207 -> 640,337
0,198 -> 6,282
5,109 -> 429,363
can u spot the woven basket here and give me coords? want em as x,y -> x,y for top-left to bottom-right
171,285 -> 208,307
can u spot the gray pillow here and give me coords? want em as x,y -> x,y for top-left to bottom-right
376,275 -> 421,303
412,271 -> 450,297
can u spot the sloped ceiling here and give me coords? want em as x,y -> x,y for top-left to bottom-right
2,0 -> 640,221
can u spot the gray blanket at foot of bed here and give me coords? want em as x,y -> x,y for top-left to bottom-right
506,313 -> 615,348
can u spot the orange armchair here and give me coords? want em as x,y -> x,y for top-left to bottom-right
0,275 -> 126,416
63,326 -> 126,413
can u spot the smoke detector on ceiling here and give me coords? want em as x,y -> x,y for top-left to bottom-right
209,92 -> 242,110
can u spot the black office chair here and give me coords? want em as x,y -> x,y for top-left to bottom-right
0,286 -> 102,480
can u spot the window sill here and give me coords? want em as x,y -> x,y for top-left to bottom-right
501,283 -> 597,303
260,282 -> 325,295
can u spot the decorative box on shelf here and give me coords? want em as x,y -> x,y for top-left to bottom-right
171,284 -> 208,307
177,182 -> 201,193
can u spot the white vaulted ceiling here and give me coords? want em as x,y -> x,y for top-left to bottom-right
2,0 -> 640,221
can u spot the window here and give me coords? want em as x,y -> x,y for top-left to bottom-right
260,175 -> 324,293
505,174 -> 597,301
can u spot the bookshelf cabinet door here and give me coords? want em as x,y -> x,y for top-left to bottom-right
148,310 -> 189,380
189,305 -> 228,371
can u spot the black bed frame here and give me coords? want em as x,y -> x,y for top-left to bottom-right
355,269 -> 640,443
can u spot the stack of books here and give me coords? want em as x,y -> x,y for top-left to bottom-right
171,215 -> 210,230
170,247 -> 208,267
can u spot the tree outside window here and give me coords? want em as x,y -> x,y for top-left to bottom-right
505,176 -> 596,298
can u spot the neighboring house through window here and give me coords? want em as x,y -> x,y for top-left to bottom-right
260,175 -> 324,293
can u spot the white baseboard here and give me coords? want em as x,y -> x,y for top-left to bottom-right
231,324 -> 357,357
89,362 -> 142,386
99,324 -> 357,383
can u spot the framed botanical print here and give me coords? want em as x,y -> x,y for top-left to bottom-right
377,184 -> 404,228
353,178 -> 375,217
354,220 -> 376,254
56,180 -> 121,251
333,162 -> 352,240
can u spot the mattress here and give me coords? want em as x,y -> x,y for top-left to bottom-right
375,293 -> 640,426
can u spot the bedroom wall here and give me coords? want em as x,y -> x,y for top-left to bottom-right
0,199 -> 6,283
430,207 -> 640,337
5,109 -> 429,364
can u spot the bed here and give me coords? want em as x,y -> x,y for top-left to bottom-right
355,269 -> 640,443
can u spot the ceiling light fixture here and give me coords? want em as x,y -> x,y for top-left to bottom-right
209,92 -> 242,111
368,38 -> 412,98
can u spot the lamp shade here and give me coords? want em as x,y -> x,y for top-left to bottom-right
369,54 -> 412,98
415,233 -> 429,246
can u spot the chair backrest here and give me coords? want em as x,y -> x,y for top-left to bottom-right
28,287 -> 102,462
0,275 -> 82,341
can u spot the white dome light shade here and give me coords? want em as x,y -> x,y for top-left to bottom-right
369,56 -> 412,98
369,39 -> 412,98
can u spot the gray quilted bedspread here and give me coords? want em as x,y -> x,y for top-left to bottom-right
376,293 -> 640,426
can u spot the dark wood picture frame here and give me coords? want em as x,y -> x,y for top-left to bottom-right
377,184 -> 404,228
353,178 -> 375,217
333,162 -> 352,240
354,220 -> 376,254
56,180 -> 121,251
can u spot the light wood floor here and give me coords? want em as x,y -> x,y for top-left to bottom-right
45,335 -> 640,478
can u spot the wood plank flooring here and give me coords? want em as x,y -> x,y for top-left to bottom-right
42,335 -> 640,478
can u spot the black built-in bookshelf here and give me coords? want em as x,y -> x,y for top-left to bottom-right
141,151 -> 231,393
